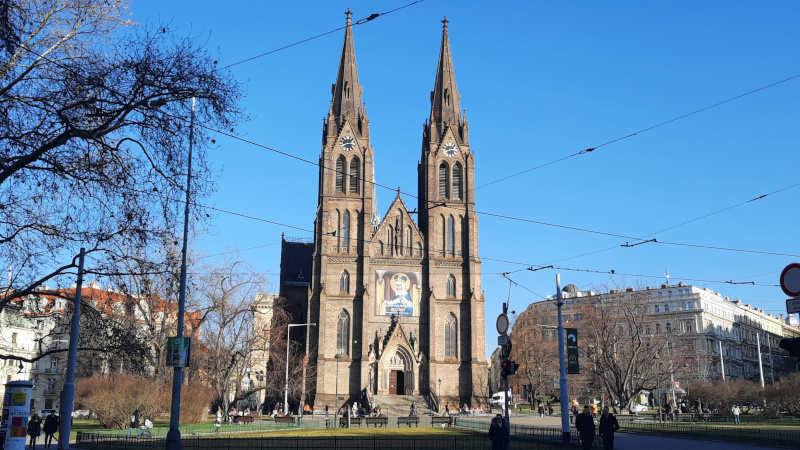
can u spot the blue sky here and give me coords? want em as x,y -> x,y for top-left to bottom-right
130,1 -> 800,352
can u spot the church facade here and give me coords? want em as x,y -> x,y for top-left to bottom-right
297,11 -> 486,409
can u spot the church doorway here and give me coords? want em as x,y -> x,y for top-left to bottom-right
389,370 -> 405,395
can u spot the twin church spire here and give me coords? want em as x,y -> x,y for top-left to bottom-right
329,11 -> 462,130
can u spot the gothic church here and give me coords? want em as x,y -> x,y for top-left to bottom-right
282,11 -> 486,410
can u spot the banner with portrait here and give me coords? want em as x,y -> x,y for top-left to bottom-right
375,270 -> 421,317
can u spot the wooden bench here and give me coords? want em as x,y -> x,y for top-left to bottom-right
365,416 -> 388,427
397,416 -> 420,427
233,416 -> 254,424
339,416 -> 363,428
431,416 -> 456,427
274,416 -> 295,424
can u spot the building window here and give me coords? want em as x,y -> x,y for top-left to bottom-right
11,333 -> 17,344
446,215 -> 455,255
654,305 -> 659,313
452,162 -> 462,200
341,210 -> 350,250
349,157 -> 360,194
439,162 -> 450,198
664,304 -> 670,312
337,311 -> 350,356
340,271 -> 350,294
335,155 -> 346,193
446,275 -> 456,297
445,314 -> 457,357
406,226 -> 412,256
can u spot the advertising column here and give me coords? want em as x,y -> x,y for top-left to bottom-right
2,380 -> 34,450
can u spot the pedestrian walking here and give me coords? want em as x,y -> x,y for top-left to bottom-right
731,405 -> 741,424
43,412 -> 59,449
548,402 -> 553,416
127,409 -> 141,437
27,413 -> 42,450
444,402 -> 450,415
538,403 -> 545,418
214,410 -> 222,433
410,402 -> 417,416
598,406 -> 620,450
575,405 -> 596,450
488,414 -> 507,450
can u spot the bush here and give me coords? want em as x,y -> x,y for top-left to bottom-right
76,374 -> 211,428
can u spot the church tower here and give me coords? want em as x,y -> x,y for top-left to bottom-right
418,17 -> 486,402
308,8 -> 375,406
303,13 -> 485,411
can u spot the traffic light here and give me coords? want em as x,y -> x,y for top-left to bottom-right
779,338 -> 800,358
500,359 -> 519,378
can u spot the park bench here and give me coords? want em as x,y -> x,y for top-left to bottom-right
431,416 -> 457,427
397,416 -> 420,427
233,416 -> 254,424
366,416 -> 388,427
339,416 -> 363,428
274,416 -> 295,424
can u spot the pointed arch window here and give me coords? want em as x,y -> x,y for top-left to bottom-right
340,270 -> 350,294
405,226 -> 412,256
341,210 -> 350,251
337,310 -> 350,356
387,225 -> 393,256
335,156 -> 346,193
440,215 -> 446,255
349,157 -> 360,194
452,162 -> 462,200
438,163 -> 450,199
445,314 -> 457,357
446,275 -> 456,297
446,215 -> 455,255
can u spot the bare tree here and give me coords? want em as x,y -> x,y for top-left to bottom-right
582,288 -> 690,411
509,308 -> 559,406
0,0 -> 245,364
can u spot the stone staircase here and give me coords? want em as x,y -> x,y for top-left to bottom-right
370,394 -> 434,416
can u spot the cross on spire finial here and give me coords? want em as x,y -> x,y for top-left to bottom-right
442,16 -> 449,29
346,8 -> 353,23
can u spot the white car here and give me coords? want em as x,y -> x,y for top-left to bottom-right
633,404 -> 648,412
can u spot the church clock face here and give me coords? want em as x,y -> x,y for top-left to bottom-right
443,142 -> 459,158
340,136 -> 356,151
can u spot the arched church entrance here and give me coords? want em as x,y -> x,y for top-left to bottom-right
380,345 -> 415,396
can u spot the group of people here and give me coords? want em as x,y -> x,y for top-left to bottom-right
575,405 -> 620,450
126,409 -> 154,437
26,411 -> 60,449
536,401 -> 554,417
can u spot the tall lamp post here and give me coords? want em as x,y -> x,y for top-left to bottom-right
555,274 -> 570,445
334,353 -> 342,428
285,323 -> 316,415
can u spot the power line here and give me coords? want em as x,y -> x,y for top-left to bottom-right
217,1 -> 425,71
474,73 -> 800,190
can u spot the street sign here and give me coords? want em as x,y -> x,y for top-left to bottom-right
787,298 -> 800,314
780,263 -> 800,297
496,313 -> 510,335
166,336 -> 191,368
498,335 -> 510,346
566,328 -> 579,374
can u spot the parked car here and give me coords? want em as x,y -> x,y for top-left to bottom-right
39,409 -> 58,417
632,404 -> 648,412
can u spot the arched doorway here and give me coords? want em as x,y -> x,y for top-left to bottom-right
389,370 -> 405,395
380,345 -> 415,395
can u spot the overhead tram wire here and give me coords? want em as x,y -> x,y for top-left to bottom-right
482,257 -> 780,288
474,73 -> 800,191
216,1 -> 426,71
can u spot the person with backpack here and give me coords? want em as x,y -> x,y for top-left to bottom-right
127,409 -> 141,437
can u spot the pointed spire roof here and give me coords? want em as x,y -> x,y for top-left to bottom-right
430,17 -> 461,126
331,9 -> 363,119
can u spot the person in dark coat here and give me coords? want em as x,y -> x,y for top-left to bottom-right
598,406 -> 620,450
43,412 -> 60,449
127,409 -> 141,436
575,405 -> 596,450
488,414 -> 507,450
27,413 -> 42,450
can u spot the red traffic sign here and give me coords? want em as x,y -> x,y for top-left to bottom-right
496,313 -> 510,335
780,263 -> 800,297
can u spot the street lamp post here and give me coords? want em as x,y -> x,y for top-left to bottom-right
334,353 -> 342,428
285,323 -> 316,416
555,274 -> 570,445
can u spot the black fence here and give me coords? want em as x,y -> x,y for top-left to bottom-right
622,421 -> 800,448
74,432 -> 580,449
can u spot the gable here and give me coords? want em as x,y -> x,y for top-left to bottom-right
371,194 -> 424,259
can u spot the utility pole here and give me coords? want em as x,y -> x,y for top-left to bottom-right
556,274 -> 570,445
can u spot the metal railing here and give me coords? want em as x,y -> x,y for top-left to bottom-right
622,420 -> 800,448
75,431 -> 568,449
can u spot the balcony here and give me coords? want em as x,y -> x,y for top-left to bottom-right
43,388 -> 59,395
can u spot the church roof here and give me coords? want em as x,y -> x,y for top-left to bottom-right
279,238 -> 314,288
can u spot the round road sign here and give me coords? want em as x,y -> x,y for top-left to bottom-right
496,314 -> 510,335
780,263 -> 800,297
